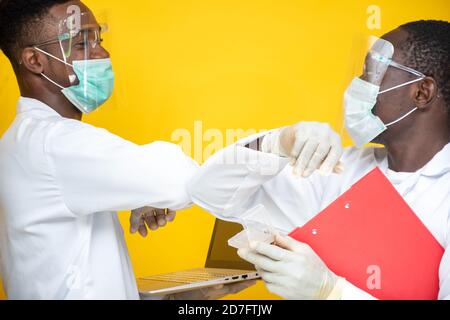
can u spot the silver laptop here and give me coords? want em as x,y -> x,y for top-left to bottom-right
138,219 -> 260,297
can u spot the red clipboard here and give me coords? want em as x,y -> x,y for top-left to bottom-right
288,167 -> 444,300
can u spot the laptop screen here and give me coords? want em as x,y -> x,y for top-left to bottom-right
205,219 -> 255,271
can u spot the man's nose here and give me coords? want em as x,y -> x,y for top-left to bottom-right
90,45 -> 110,59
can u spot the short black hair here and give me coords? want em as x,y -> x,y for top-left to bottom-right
0,0 -> 71,63
398,20 -> 450,114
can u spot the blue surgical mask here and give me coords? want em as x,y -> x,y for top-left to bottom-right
34,47 -> 115,114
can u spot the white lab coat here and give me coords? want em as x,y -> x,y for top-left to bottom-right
0,97 -> 198,300
188,131 -> 450,300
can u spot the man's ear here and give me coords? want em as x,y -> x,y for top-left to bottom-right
20,48 -> 46,75
414,77 -> 438,109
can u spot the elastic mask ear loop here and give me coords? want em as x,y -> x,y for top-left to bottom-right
34,46 -> 72,67
34,46 -> 77,88
385,107 -> 418,127
379,67 -> 428,126
385,82 -> 442,127
40,73 -> 65,90
379,77 -> 425,95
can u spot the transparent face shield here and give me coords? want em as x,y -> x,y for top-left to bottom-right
360,37 -> 394,87
339,36 -> 426,146
33,9 -> 113,114
361,37 -> 425,92
34,11 -> 108,83
59,12 -> 108,63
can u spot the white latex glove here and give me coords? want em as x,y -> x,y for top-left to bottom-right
261,122 -> 344,177
130,207 -> 176,237
166,281 -> 257,300
237,234 -> 341,300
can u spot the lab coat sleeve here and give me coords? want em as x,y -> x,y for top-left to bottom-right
187,130 -> 290,219
44,120 -> 198,215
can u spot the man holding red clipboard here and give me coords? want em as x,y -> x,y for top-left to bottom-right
188,20 -> 450,300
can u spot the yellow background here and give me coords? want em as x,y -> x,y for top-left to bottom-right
0,0 -> 448,300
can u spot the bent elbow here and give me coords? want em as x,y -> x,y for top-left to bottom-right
187,174 -> 240,218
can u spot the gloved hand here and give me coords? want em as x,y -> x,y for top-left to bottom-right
130,207 -> 176,237
237,234 -> 342,300
167,280 -> 257,300
261,122 -> 344,177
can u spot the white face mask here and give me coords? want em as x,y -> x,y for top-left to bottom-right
344,63 -> 425,147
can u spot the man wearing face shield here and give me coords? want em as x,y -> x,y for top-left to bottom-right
188,21 -> 450,299
0,0 -> 255,299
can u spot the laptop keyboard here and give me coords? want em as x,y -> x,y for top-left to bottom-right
142,269 -> 244,284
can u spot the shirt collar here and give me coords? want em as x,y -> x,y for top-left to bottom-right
421,142 -> 450,177
16,96 -> 62,118
374,142 -> 450,177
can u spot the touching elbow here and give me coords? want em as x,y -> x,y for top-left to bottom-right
187,175 -> 229,217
